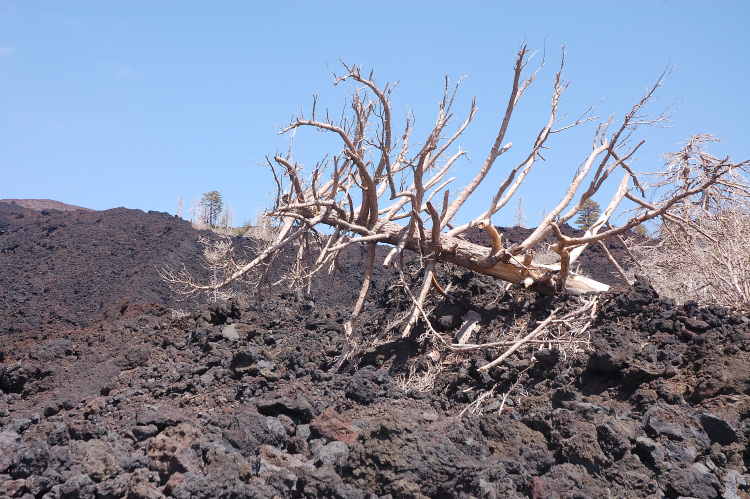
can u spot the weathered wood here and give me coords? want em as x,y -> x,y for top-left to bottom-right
161,51 -> 744,345
321,215 -> 610,295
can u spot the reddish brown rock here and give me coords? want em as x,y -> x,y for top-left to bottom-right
310,407 -> 358,444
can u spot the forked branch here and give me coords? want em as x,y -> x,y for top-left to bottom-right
163,47 -> 747,344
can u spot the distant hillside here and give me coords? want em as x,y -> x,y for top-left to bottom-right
0,203 -> 212,328
0,198 -> 94,212
0,200 -> 633,333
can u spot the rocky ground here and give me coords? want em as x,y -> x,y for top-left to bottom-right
1,201 -> 750,498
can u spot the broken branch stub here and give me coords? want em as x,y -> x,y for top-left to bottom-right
162,46 -> 747,339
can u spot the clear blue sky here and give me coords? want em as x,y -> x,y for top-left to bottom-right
1,1 -> 748,227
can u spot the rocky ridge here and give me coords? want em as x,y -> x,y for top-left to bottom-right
1,202 -> 749,498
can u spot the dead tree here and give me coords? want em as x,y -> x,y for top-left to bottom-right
163,45 -> 746,338
627,135 -> 750,307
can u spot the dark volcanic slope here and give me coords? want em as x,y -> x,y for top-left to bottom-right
0,202 -> 210,327
1,273 -> 749,498
2,203 -> 750,498
0,199 -> 629,333
0,201 -> 391,330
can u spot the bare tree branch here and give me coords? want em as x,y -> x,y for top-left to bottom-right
163,48 -> 748,344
